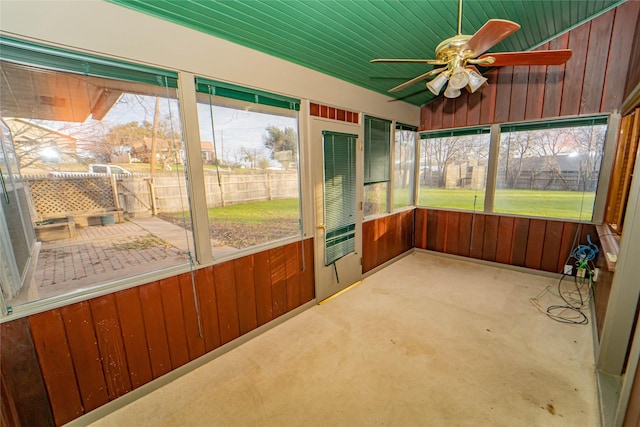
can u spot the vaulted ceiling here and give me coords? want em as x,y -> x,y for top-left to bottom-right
107,0 -> 626,107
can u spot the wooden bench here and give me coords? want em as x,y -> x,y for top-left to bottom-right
34,219 -> 78,242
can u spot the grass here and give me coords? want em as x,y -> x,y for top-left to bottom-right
206,198 -> 299,224
417,188 -> 595,220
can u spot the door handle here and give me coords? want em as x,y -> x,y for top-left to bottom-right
316,224 -> 326,231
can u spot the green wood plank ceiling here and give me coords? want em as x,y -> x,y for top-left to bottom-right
107,0 -> 626,107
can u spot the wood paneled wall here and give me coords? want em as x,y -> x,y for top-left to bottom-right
414,208 -> 596,274
420,1 -> 640,131
1,239 -> 314,427
362,210 -> 414,273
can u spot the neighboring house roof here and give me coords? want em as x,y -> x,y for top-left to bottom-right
3,117 -> 78,145
201,141 -> 214,152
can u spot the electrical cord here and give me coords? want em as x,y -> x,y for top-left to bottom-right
530,231 -> 599,325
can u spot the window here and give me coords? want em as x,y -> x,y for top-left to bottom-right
393,123 -> 417,209
416,116 -> 610,221
364,116 -> 391,216
192,78 -> 301,255
496,117 -> 608,220
0,37 -> 192,307
418,128 -> 490,211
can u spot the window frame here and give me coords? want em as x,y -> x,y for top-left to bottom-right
0,39 -> 308,320
192,76 -> 304,263
363,115 -> 392,218
392,123 -> 418,212
416,114 -> 618,224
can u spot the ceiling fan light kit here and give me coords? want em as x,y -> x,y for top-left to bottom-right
444,85 -> 462,99
426,72 -> 450,95
371,0 -> 572,100
465,67 -> 488,92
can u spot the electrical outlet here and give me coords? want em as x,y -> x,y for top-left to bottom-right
564,265 -> 573,275
593,268 -> 600,282
577,268 -> 586,278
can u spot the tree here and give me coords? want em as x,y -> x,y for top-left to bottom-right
239,146 -> 269,169
263,126 -> 297,158
395,130 -> 414,189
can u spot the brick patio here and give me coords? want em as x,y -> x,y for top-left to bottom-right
29,219 -> 191,301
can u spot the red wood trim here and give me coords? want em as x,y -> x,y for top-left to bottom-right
284,242 -> 302,312
445,211 -> 460,255
581,9 -> 614,114
233,255 -> 259,335
494,67 -> 514,123
557,222 -> 579,273
310,102 -> 358,124
470,213 -> 485,259
510,218 -> 530,266
540,221 -> 564,272
602,2 -> 640,111
454,91 -> 469,128
435,210 -> 448,252
524,219 -> 547,270
213,261 -> 241,345
29,310 -> 84,425
177,273 -> 206,360
457,212 -> 473,257
1,318 -> 55,427
61,302 -> 110,410
362,219 -> 374,272
426,210 -> 439,250
253,250 -> 274,326
159,276 -> 190,369
560,23 -> 590,116
508,65 -> 529,122
542,33 -> 570,118
442,98 -> 455,129
377,216 -> 389,266
301,238 -> 315,303
138,281 -> 173,377
479,71 -> 498,125
114,288 -> 154,389
495,216 -> 515,264
467,91 -> 481,126
431,97 -> 445,130
194,267 -> 222,352
269,246 -> 288,318
482,215 -> 500,262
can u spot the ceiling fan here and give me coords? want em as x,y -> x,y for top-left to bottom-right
371,0 -> 572,99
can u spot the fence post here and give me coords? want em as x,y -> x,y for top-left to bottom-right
110,175 -> 120,210
148,178 -> 158,216
267,172 -> 273,201
219,173 -> 225,207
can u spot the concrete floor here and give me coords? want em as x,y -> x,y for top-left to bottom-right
88,252 -> 599,427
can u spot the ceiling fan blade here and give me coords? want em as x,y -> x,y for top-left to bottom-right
371,58 -> 447,65
388,67 -> 447,92
463,19 -> 521,56
478,49 -> 572,66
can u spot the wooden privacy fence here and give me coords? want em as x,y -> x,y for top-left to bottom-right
27,170 -> 299,219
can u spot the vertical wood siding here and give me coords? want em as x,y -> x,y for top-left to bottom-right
0,318 -> 55,427
414,208 -> 597,274
362,210 -> 415,273
420,2 -> 639,131
21,238 -> 314,426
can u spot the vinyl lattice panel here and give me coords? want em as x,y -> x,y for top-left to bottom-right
28,177 -> 116,220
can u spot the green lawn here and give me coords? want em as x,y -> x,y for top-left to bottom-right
206,198 -> 299,224
417,188 -> 594,220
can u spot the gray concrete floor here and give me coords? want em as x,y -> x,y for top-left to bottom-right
88,252 -> 599,427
